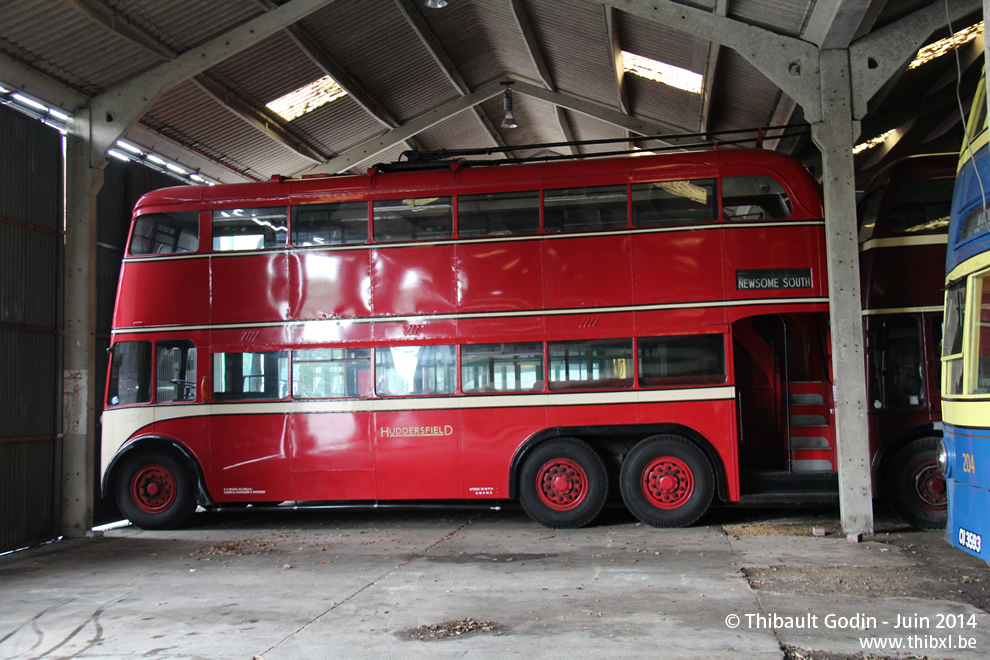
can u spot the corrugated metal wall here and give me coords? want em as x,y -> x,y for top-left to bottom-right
0,104 -> 63,553
93,159 -> 179,524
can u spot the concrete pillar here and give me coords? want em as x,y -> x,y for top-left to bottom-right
62,114 -> 105,537
812,49 -> 874,537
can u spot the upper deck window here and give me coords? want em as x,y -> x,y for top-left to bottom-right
885,179 -> 953,235
373,197 -> 452,242
292,201 -> 368,246
130,211 -> 199,255
631,179 -> 716,227
212,207 -> 288,251
458,190 -> 540,237
544,185 -> 627,233
722,176 -> 792,221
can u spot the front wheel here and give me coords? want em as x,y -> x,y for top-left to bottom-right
885,436 -> 947,531
620,434 -> 714,527
518,438 -> 608,528
115,450 -> 196,530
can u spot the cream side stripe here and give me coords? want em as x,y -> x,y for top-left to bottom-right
121,219 -> 825,263
112,298 -> 829,335
941,398 -> 990,429
100,386 -> 736,472
946,252 -> 990,282
859,235 -> 948,252
861,305 -> 944,316
103,386 -> 736,420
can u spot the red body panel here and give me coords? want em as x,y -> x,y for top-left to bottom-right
105,149 -> 828,512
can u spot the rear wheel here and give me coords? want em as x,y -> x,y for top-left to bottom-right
885,436 -> 947,531
519,438 -> 608,528
115,450 -> 196,530
620,434 -> 714,527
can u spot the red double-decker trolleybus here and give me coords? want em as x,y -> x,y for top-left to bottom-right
102,148 -> 835,530
858,154 -> 954,530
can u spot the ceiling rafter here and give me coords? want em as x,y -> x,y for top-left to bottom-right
192,75 -> 324,163
393,0 -> 505,150
306,77 -> 707,176
85,0 -> 336,167
65,0 -> 334,166
699,0 -> 727,136
307,80 -> 506,174
604,6 -> 629,116
510,0 -> 578,155
255,0 -> 422,153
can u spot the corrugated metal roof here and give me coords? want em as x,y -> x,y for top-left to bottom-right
0,0 -> 972,183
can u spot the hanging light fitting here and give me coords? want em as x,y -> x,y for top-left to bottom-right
501,81 -> 518,129
425,0 -> 448,8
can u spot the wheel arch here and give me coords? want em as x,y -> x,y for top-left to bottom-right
508,424 -> 728,502
102,436 -> 212,510
871,421 -> 944,496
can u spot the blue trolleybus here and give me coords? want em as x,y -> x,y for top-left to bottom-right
939,70 -> 990,559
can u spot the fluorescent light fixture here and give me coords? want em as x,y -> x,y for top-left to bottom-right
166,162 -> 187,174
108,149 -> 132,162
622,51 -> 703,94
909,21 -> 983,70
853,129 -> 895,155
12,93 -> 47,111
425,0 -> 448,7
0,83 -> 9,93
190,174 -> 207,184
266,75 -> 348,121
145,154 -> 166,166
48,107 -> 70,121
115,140 -> 143,154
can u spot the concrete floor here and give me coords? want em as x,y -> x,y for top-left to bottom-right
1,504 -> 988,659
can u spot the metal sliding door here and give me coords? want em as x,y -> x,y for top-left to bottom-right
0,104 -> 62,552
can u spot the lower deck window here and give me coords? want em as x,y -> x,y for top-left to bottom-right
462,343 -> 543,392
977,272 -> 990,394
376,345 -> 455,396
943,280 -> 966,395
293,348 -> 370,398
638,335 -> 725,388
867,317 -> 924,408
156,340 -> 197,402
107,341 -> 152,406
213,352 -> 288,400
549,339 -> 633,390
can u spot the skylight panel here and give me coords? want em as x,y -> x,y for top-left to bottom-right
853,129 -> 895,155
266,75 -> 348,121
908,21 -> 983,70
622,51 -> 703,94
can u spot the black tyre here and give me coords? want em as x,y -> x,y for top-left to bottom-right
620,434 -> 714,527
885,436 -> 947,531
518,438 -> 608,528
115,450 -> 196,530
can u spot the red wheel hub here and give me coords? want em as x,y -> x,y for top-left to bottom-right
641,456 -> 694,509
131,464 -> 177,514
911,459 -> 947,511
536,458 -> 588,511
